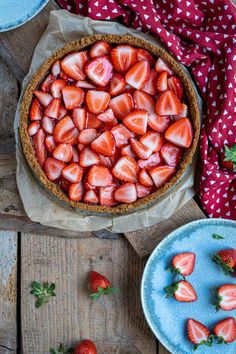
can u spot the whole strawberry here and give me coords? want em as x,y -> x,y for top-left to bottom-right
89,271 -> 118,300
74,340 -> 97,354
213,249 -> 236,275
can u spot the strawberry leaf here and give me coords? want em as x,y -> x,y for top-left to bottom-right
164,282 -> 179,298
89,286 -> 119,300
167,266 -> 186,279
49,343 -> 74,353
224,144 -> 236,169
212,254 -> 234,275
212,234 -> 224,240
31,281 -> 56,308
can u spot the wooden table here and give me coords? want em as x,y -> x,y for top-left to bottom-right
0,2 -> 206,353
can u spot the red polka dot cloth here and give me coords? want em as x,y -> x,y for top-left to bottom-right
57,0 -> 236,220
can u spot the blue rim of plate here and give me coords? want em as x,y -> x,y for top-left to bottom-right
0,0 -> 50,32
141,218 -> 236,354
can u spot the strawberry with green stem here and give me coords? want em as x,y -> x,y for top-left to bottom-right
221,144 -> 236,170
89,271 -> 119,300
215,284 -> 236,311
187,318 -> 213,350
213,317 -> 236,344
164,280 -> 197,302
167,252 -> 196,278
213,249 -> 236,276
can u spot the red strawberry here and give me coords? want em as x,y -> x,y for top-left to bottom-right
109,92 -> 133,119
71,146 -> 79,162
213,317 -> 236,344
112,156 -> 138,183
58,177 -> 70,192
114,183 -> 137,203
90,40 -> 111,58
91,131 -> 116,157
40,74 -> 54,92
156,90 -> 181,116
169,252 -> 196,277
140,131 -> 164,152
136,48 -> 155,66
28,121 -> 40,136
133,90 -> 155,114
164,280 -> 197,302
86,90 -> 110,114
60,70 -> 74,83
136,183 -> 153,198
168,76 -> 183,101
143,70 -> 158,95
99,184 -> 117,207
155,58 -> 172,75
120,144 -> 136,159
33,129 -> 46,167
97,108 -> 115,123
59,105 -> 68,120
34,90 -> 52,107
62,86 -> 84,110
138,169 -> 154,187
149,165 -> 175,188
187,319 -> 212,350
74,339 -> 97,354
220,152 -> 235,170
51,60 -> 61,77
89,271 -> 118,300
130,138 -> 153,160
99,154 -> 113,168
61,51 -> 88,80
45,135 -> 56,154
123,109 -> 148,135
165,118 -> 193,148
62,163 -> 83,183
84,189 -> 99,204
111,45 -> 137,73
50,79 -> 67,98
29,99 -> 42,121
53,143 -> 73,162
78,129 -> 97,145
215,284 -> 236,311
85,56 -> 113,86
76,80 -> 96,89
138,152 -> 162,169
79,147 -> 100,167
174,103 -> 188,120
44,98 -> 61,119
42,116 -> 54,134
148,113 -> 171,133
88,165 -> 113,187
157,71 -> 168,92
72,108 -> 86,131
44,157 -> 65,181
160,142 -> 183,167
77,143 -> 84,151
108,73 -> 126,96
213,249 -> 236,275
111,124 -> 134,148
125,60 -> 150,90
68,182 -> 84,201
54,116 -> 79,144
86,113 -> 102,130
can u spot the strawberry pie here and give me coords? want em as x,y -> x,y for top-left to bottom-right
20,35 -> 200,214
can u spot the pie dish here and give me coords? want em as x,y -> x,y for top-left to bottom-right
20,34 -> 201,215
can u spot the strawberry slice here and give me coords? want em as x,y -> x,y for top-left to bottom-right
140,131 -> 164,152
86,90 -> 110,114
123,109 -> 148,135
136,184 -> 153,198
61,163 -> 83,183
61,51 -> 88,80
120,144 -> 136,159
62,86 -> 84,110
138,152 -> 161,170
42,116 -> 54,134
99,184 -> 118,207
125,60 -> 150,90
72,108 -> 86,131
90,40 -> 111,58
51,60 -> 61,77
114,183 -> 137,203
111,45 -> 137,73
156,71 -> 168,92
156,90 -> 181,116
40,74 -> 54,92
108,73 -> 126,96
79,147 -> 100,167
44,98 -> 61,119
88,165 -> 113,187
165,118 -> 193,148
53,143 -> 73,162
60,70 -> 74,82
34,91 -> 52,107
174,103 -> 188,120
86,113 -> 102,130
155,58 -> 172,75
91,131 -> 116,157
84,190 -> 99,204
99,154 -> 113,168
45,135 -> 56,154
68,182 -> 84,201
149,165 -> 175,187
53,116 -> 79,144
165,280 -> 197,302
138,169 -> 154,187
85,56 -> 113,86
130,138 -> 153,160
109,92 -> 133,119
134,90 -> 155,114
187,319 -> 211,350
111,124 -> 134,148
76,80 -> 96,89
58,178 -> 70,192
33,129 -> 47,167
169,252 -> 196,277
143,70 -> 158,95
59,105 -> 68,120
168,76 -> 183,101
78,128 -> 97,145
50,79 -> 67,98
71,146 -> 79,162
44,157 -> 65,181
112,156 -> 138,183
28,121 -> 40,136
77,143 -> 84,151
97,108 -> 115,123
29,99 -> 42,121
161,142 -> 183,167
148,113 -> 171,133
215,284 -> 236,311
136,49 -> 155,66
213,317 -> 236,344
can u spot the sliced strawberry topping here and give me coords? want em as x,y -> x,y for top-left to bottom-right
125,60 -> 150,90
168,76 -> 183,101
138,151 -> 162,169
86,113 -> 102,130
134,90 -> 155,114
90,41 -> 111,58
155,58 -> 172,75
53,143 -> 73,162
42,116 -> 54,134
112,156 -> 138,183
78,128 -> 97,145
40,74 -> 54,92
143,70 -> 158,95
59,105 -> 68,120
51,60 -> 61,77
61,51 -> 88,80
165,118 -> 193,148
44,157 -> 65,181
62,86 -> 84,110
109,93 -> 133,119
123,109 -> 148,135
45,135 -> 56,154
130,138 -> 153,160
97,108 -> 115,122
148,113 -> 171,133
68,182 -> 84,201
157,71 -> 168,92
99,184 -> 117,207
91,131 -> 116,157
156,90 -> 181,116
86,90 -> 110,114
60,70 -> 74,82
111,124 -> 134,148
34,91 -> 52,107
120,144 -> 136,159
99,154 -> 113,168
114,183 -> 137,203
111,45 -> 137,73
33,128 -> 46,167
140,131 -> 164,152
53,116 -> 79,144
50,79 -> 67,98
62,163 -> 83,183
88,165 -> 113,187
138,169 -> 154,187
108,73 -> 126,96
174,103 -> 188,120
79,147 -> 100,167
28,121 -> 40,136
85,56 -> 113,86
76,80 -> 96,89
29,99 -> 42,121
84,189 -> 99,204
71,146 -> 79,162
149,165 -> 175,188
137,49 -> 155,66
161,142 -> 183,167
77,143 -> 84,151
72,107 -> 86,131
44,98 -> 61,119
136,184 -> 153,198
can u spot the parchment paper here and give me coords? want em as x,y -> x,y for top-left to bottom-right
15,10 -> 201,233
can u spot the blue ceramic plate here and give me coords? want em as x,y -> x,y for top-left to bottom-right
0,0 -> 49,32
141,219 -> 236,354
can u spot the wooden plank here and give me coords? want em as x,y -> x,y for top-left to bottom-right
159,344 -> 170,354
21,234 -> 156,354
0,231 -> 17,353
125,199 -> 206,258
